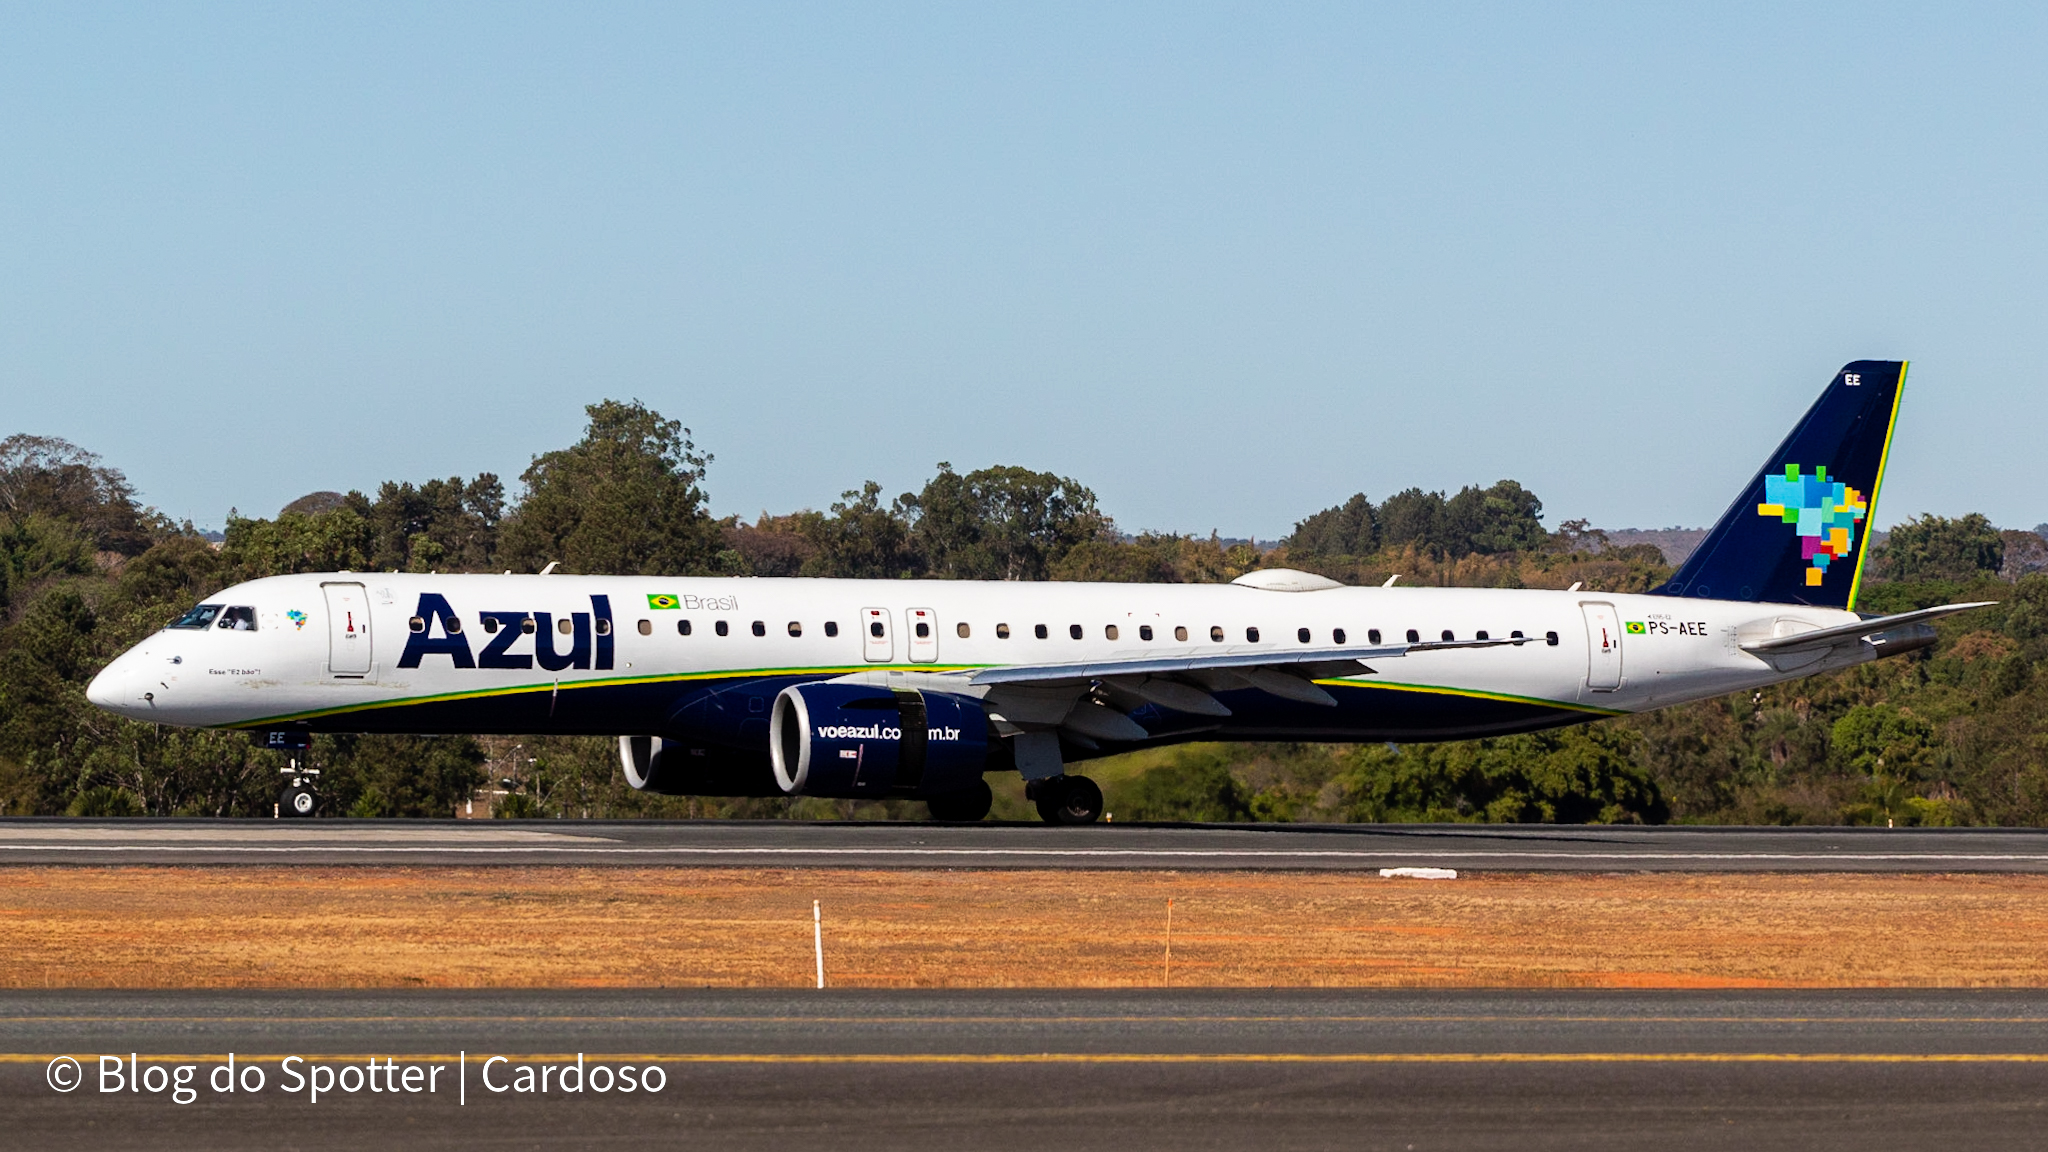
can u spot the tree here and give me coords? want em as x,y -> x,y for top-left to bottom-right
1879,514 -> 2004,582
907,463 -> 1108,581
0,434 -> 158,555
221,505 -> 375,578
802,482 -> 920,578
1287,494 -> 1377,559
1445,480 -> 1547,554
358,475 -> 505,573
1377,488 -> 1448,554
498,400 -> 720,576
1116,750 -> 1253,822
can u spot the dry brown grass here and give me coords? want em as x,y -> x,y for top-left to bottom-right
4,867 -> 2047,989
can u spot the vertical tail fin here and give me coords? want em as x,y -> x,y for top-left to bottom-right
1652,360 -> 1906,610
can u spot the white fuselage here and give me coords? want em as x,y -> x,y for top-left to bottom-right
87,572 -> 1871,739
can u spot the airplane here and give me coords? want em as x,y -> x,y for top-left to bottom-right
86,360 -> 1990,823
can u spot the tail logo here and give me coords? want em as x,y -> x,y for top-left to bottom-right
1757,464 -> 1868,587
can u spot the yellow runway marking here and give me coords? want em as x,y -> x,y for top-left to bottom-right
11,1015 -> 2048,1026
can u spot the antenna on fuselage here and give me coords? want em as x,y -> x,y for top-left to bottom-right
539,562 -> 559,576
1382,574 -> 1400,587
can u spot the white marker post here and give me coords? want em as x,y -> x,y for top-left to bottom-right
813,900 -> 825,990
1163,898 -> 1173,988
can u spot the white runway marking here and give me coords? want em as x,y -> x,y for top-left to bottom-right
0,827 -> 614,843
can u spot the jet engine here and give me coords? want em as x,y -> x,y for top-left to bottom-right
769,683 -> 991,799
617,735 -> 782,797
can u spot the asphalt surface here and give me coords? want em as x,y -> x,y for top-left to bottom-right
6,989 -> 2048,1150
7,818 -> 2048,871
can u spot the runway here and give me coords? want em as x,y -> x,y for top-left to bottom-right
6,818 -> 2048,871
6,989 -> 2048,1150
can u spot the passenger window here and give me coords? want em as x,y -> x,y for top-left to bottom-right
484,617 -> 502,634
1246,626 -> 1261,642
916,622 -> 931,638
1297,627 -> 1311,644
1441,630 -> 1454,642
1069,624 -> 1083,640
997,623 -> 1011,639
957,622 -> 971,638
1140,625 -> 1154,641
446,616 -> 463,634
408,616 -> 426,634
679,619 -> 693,636
594,619 -> 610,636
870,621 -> 884,638
1546,631 -> 1560,646
1511,630 -> 1524,640
169,603 -> 224,630
559,618 -> 574,635
1405,629 -> 1419,643
1367,629 -> 1380,644
637,619 -> 652,636
1210,626 -> 1224,642
824,621 -> 839,638
788,622 -> 803,637
1333,628 -> 1347,644
1105,625 -> 1119,640
1476,630 -> 1488,641
716,620 -> 730,637
752,621 -> 766,637
1035,624 -> 1049,639
1175,626 -> 1189,641
521,617 -> 537,635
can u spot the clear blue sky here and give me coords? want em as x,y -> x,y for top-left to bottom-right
4,3 -> 2043,538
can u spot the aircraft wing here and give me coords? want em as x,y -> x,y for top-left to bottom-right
1739,601 -> 1997,655
929,634 -> 1548,738
966,634 -> 1538,686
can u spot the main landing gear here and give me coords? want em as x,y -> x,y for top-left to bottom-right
926,778 -> 995,822
1029,775 -> 1103,825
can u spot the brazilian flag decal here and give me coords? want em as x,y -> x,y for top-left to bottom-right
1625,621 -> 1646,634
647,594 -> 680,610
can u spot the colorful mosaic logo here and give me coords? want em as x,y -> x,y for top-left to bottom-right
285,609 -> 307,630
1757,464 -> 1867,586
646,594 -> 680,610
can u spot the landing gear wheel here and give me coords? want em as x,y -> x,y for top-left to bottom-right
1034,775 -> 1102,825
926,779 -> 994,822
281,785 -> 317,818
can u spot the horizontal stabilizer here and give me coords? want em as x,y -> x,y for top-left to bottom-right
1739,602 -> 1996,655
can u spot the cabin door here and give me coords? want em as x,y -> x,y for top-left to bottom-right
323,582 -> 374,677
1580,601 -> 1623,691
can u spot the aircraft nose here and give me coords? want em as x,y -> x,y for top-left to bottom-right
86,662 -> 125,710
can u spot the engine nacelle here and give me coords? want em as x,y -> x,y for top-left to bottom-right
617,735 -> 781,797
769,683 -> 990,799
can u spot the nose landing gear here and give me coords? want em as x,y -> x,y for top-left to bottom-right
1028,775 -> 1103,825
278,756 -> 320,818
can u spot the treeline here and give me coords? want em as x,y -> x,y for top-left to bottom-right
2,401 -> 2046,826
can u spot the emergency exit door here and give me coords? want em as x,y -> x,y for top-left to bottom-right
1580,601 -> 1623,691
906,607 -> 938,663
323,582 -> 373,676
861,607 -> 894,663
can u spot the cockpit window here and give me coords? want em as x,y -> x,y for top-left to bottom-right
217,606 -> 258,632
169,604 -> 224,630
